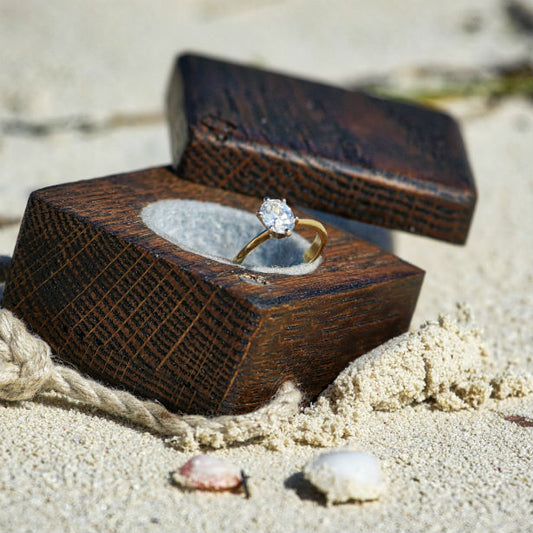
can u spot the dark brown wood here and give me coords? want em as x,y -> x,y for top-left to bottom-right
167,54 -> 476,244
0,255 -> 11,283
2,167 -> 423,415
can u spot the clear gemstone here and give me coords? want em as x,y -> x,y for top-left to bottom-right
258,198 -> 295,235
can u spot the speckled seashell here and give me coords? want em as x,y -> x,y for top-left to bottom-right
303,450 -> 386,504
172,455 -> 243,491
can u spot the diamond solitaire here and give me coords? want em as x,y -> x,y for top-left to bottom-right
257,198 -> 295,236
233,198 -> 327,265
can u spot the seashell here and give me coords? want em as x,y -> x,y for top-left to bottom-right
303,450 -> 386,504
171,455 -> 244,491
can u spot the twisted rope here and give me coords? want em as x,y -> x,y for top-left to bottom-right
0,309 -> 302,449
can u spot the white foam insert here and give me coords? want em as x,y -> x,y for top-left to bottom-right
141,200 -> 321,275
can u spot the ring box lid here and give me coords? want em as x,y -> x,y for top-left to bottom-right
167,54 -> 477,244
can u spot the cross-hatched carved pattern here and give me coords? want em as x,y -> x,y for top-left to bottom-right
3,167 -> 424,415
180,136 -> 471,242
5,195 -> 259,415
170,55 -> 476,244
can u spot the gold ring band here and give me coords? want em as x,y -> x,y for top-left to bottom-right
233,198 -> 327,265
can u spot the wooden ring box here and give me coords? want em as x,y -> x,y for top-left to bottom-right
2,54 -> 476,416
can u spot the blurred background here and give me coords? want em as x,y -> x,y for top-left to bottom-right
1,0 -> 531,219
0,0 -> 532,326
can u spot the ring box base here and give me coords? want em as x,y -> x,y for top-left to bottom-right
2,166 -> 423,415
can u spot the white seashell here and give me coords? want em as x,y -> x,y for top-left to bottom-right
303,450 -> 386,504
172,455 -> 243,491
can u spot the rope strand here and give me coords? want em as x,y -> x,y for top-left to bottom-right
0,308 -> 302,449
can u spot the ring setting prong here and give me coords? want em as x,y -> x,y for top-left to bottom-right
257,198 -> 296,237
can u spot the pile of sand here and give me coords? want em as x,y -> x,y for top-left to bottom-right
1,300 -> 530,453
168,304 -> 533,451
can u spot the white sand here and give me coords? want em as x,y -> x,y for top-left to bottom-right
1,1 -> 533,532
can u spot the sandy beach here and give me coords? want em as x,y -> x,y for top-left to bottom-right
1,1 -> 532,531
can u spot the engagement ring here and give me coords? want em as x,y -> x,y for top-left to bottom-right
233,198 -> 327,265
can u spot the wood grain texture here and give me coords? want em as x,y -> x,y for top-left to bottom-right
3,167 -> 423,415
167,54 -> 477,244
0,256 -> 11,283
